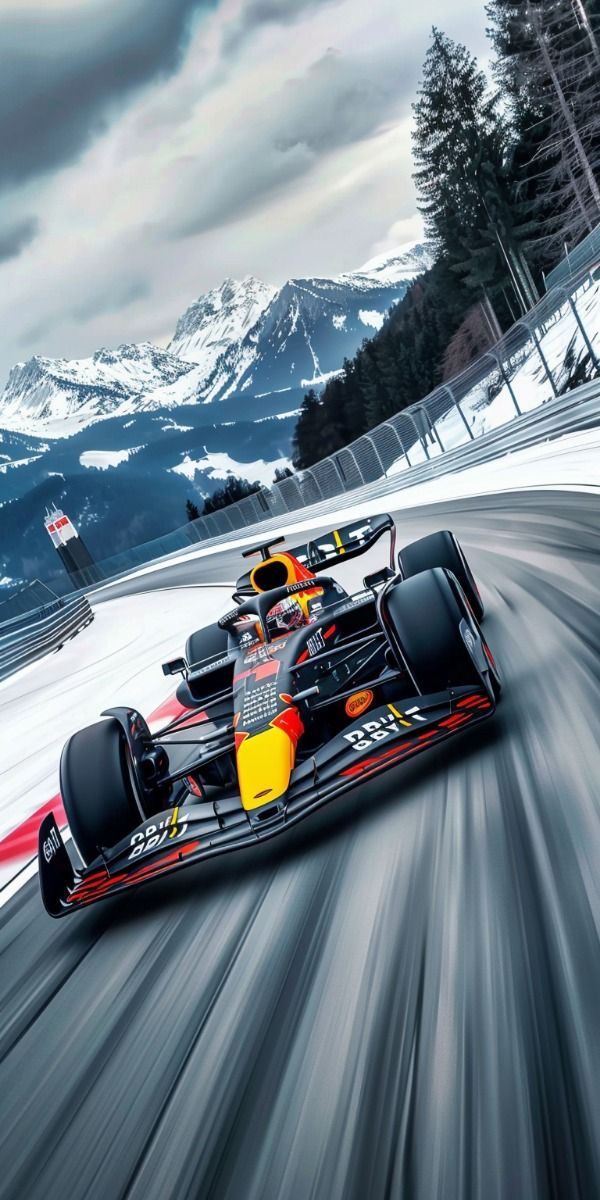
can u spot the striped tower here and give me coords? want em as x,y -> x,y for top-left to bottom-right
44,506 -> 95,580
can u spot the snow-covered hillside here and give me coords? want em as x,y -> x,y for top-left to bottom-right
191,242 -> 433,403
337,242 -> 430,288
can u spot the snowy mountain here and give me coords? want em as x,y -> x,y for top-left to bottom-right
0,242 -> 431,436
165,241 -> 432,403
0,344 -> 196,437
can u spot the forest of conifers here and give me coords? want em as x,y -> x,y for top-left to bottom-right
292,1 -> 600,468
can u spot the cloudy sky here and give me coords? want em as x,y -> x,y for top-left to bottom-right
0,0 -> 489,383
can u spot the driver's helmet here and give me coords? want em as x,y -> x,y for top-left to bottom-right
266,596 -> 306,639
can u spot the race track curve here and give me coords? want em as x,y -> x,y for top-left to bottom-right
0,488 -> 598,1200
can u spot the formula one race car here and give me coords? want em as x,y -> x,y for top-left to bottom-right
39,514 -> 501,916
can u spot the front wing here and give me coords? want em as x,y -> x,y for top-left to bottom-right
39,685 -> 494,916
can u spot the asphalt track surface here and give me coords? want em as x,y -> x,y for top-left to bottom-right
0,489 -> 598,1200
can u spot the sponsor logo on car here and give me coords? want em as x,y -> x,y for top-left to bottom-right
343,707 -> 424,751
345,689 -> 374,719
128,808 -> 190,860
463,626 -> 476,654
193,654 -> 232,677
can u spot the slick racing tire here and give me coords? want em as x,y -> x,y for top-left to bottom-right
60,718 -> 144,866
185,622 -> 229,668
398,530 -> 484,623
382,567 -> 500,698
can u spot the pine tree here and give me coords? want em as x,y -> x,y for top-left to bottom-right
412,28 -> 538,316
273,466 -> 293,482
291,261 -> 474,468
185,499 -> 200,522
202,476 -> 261,515
486,0 -> 600,264
292,389 -> 324,469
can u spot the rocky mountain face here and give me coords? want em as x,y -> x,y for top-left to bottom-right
169,275 -> 277,368
165,242 -> 432,403
0,242 -> 430,593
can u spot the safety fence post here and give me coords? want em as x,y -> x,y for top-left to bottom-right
492,350 -> 522,416
365,434 -> 387,477
564,288 -> 600,372
518,320 -> 559,399
384,422 -> 412,469
442,384 -> 474,440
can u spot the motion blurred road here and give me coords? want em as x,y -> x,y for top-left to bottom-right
0,488 -> 598,1200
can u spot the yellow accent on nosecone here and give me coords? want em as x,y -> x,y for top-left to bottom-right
236,727 -> 296,810
169,806 -> 180,837
333,529 -> 345,553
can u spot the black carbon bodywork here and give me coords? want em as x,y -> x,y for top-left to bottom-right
38,515 -> 500,917
39,684 -> 495,917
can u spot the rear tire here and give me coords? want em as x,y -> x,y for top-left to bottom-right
399,530 -> 484,623
185,622 -> 229,668
60,718 -> 143,865
382,568 -> 486,694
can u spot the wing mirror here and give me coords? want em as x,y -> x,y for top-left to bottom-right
161,657 -> 188,678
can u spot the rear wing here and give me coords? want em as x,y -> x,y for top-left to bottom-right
291,514 -> 395,571
235,514 -> 396,595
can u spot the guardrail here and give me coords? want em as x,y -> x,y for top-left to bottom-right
99,379 -> 600,565
5,379 -> 600,630
0,594 -> 94,683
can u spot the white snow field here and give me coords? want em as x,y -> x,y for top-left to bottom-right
172,449 -> 293,486
80,447 -> 142,470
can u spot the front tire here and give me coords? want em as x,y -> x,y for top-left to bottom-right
60,718 -> 143,865
399,530 -> 484,623
381,567 -> 496,696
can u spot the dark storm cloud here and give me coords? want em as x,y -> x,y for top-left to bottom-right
222,0 -> 340,56
0,0 -> 216,190
0,215 -> 39,262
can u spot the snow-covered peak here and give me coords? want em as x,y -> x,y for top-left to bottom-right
339,241 -> 433,289
169,275 -> 276,366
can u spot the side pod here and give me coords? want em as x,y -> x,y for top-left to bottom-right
38,814 -> 75,917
